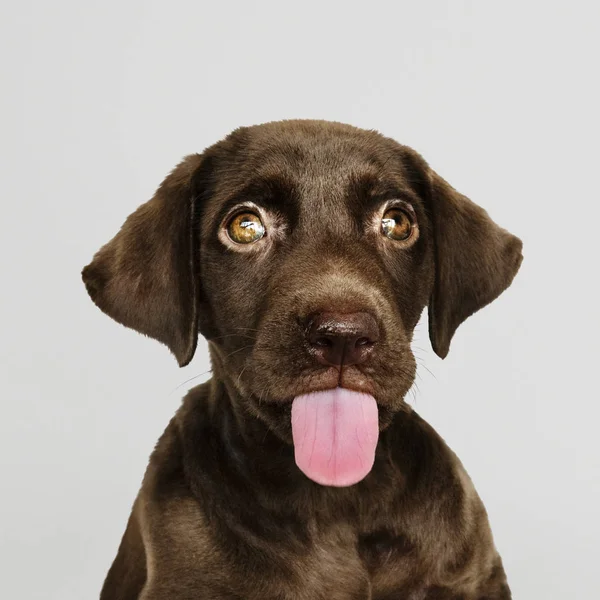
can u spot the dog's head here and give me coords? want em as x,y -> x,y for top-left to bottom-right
83,120 -> 522,486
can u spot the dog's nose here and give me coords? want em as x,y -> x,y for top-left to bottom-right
306,312 -> 379,367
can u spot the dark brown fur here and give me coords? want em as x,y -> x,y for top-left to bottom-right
82,120 -> 522,599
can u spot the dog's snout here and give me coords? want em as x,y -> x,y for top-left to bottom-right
306,312 -> 379,367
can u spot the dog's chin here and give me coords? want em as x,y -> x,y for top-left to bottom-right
243,366 -> 412,446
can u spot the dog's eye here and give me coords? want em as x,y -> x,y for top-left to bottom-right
226,211 -> 266,244
381,208 -> 415,241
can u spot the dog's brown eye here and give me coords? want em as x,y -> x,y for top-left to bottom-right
381,208 -> 414,241
226,212 -> 265,244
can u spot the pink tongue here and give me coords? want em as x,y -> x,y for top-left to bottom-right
291,388 -> 379,487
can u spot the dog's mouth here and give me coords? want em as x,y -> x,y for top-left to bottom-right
239,338 -> 416,488
291,387 -> 379,488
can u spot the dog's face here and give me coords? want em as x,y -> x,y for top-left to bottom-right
83,120 -> 522,483
197,123 -> 437,434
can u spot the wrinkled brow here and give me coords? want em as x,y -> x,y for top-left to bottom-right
346,172 -> 423,212
215,174 -> 300,223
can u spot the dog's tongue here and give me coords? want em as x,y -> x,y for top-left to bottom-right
291,388 -> 379,487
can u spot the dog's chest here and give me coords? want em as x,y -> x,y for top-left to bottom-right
357,530 -> 427,599
279,526 -> 425,600
286,528 -> 372,600
145,497 -> 436,600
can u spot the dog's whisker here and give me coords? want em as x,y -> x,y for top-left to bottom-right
208,333 -> 257,342
172,368 -> 214,393
222,344 -> 255,360
410,380 -> 421,400
411,345 -> 429,353
414,356 -> 437,381
236,365 -> 248,389
418,363 -> 436,380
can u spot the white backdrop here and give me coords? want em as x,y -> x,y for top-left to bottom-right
1,1 -> 598,598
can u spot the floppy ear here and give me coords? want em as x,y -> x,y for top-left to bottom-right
427,171 -> 523,359
82,154 -> 205,367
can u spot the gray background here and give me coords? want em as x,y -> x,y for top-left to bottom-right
1,1 -> 598,598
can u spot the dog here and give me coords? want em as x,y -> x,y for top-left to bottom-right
82,119 -> 523,599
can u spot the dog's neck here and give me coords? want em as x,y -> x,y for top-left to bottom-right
207,378 -> 301,487
206,342 -> 279,441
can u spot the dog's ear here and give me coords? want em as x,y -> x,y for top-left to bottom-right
82,154 -> 205,367
427,170 -> 523,359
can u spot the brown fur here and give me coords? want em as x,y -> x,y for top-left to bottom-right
82,119 -> 522,599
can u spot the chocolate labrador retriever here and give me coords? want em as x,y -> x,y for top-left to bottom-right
82,119 -> 523,599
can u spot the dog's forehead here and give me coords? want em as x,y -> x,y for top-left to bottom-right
207,121 -> 415,224
231,120 -> 400,178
